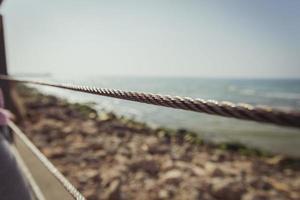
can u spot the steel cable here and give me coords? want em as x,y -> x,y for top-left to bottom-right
1,75 -> 299,128
9,121 -> 86,200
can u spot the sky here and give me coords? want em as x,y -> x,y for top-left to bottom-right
1,0 -> 300,78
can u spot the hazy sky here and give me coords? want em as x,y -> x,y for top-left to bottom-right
1,0 -> 300,78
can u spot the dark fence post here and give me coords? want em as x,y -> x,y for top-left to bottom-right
0,2 -> 23,120
0,9 -> 12,109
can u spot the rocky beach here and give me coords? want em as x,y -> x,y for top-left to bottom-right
16,85 -> 300,200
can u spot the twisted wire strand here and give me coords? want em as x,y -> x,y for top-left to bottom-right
9,121 -> 86,200
1,75 -> 300,128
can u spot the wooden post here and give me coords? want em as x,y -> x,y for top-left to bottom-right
0,2 -> 24,121
0,14 -> 12,109
0,0 -> 10,109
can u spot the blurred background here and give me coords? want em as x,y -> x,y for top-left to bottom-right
1,0 -> 300,156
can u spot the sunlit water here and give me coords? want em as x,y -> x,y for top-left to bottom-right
30,76 -> 300,156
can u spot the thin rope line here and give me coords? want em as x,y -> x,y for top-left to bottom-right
11,146 -> 46,200
9,121 -> 86,200
1,75 -> 300,128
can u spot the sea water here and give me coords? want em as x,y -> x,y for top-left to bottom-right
34,76 -> 300,156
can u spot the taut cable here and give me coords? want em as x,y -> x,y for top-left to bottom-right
9,121 -> 85,200
1,75 -> 300,128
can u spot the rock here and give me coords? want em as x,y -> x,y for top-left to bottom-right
77,169 -> 99,183
115,155 -> 128,164
241,192 -> 288,200
42,146 -> 65,158
89,139 -> 104,150
205,162 -> 224,177
190,165 -> 206,177
210,151 -> 227,162
118,147 -> 131,157
265,155 -> 285,166
158,189 -> 170,199
242,192 -> 269,200
85,169 -> 99,180
197,193 -> 217,200
249,177 -> 272,190
104,137 -> 121,155
93,150 -> 107,158
129,158 -> 160,176
144,179 -> 156,190
292,178 -> 300,189
170,146 -> 189,160
82,151 -> 103,162
142,141 -> 169,154
81,120 -> 98,135
161,160 -> 205,177
98,112 -> 116,121
265,177 -> 290,193
160,169 -> 183,185
69,142 -> 89,151
148,145 -> 169,154
98,113 -> 110,121
101,165 -> 127,186
210,178 -> 246,200
290,192 -> 300,200
211,168 -> 224,177
102,179 -> 122,200
47,109 -> 67,120
83,188 -> 98,199
62,126 -> 73,134
88,112 -> 97,119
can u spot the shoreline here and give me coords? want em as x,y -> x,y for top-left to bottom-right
29,80 -> 300,157
16,84 -> 300,200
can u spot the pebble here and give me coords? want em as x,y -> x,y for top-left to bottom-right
160,169 -> 183,185
102,179 -> 121,200
129,158 -> 160,176
210,178 -> 246,200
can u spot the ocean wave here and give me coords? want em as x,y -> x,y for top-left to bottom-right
228,85 -> 300,100
228,85 -> 237,92
240,89 -> 256,96
228,86 -> 257,96
264,92 -> 300,100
